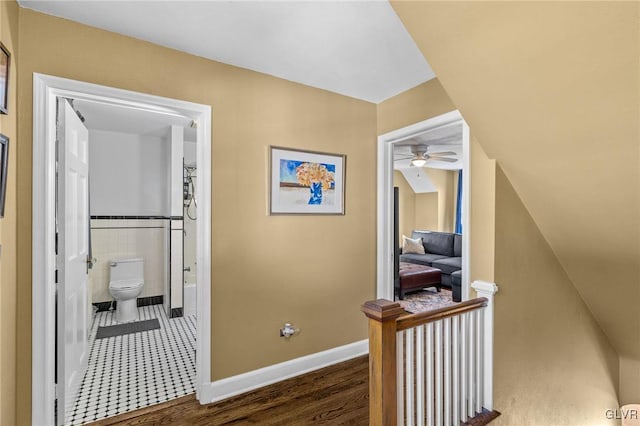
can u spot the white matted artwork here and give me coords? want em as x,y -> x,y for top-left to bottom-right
270,146 -> 345,215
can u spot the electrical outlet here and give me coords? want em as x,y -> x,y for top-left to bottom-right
280,323 -> 298,338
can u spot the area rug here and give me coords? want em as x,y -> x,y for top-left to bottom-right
96,318 -> 160,339
398,288 -> 457,314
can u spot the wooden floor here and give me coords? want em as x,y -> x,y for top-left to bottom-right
90,355 -> 369,425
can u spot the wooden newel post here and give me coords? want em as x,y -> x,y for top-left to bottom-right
362,299 -> 406,426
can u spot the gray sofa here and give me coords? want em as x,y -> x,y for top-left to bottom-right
400,230 -> 462,288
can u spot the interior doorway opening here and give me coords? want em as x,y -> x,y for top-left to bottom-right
32,74 -> 212,426
377,110 -> 471,304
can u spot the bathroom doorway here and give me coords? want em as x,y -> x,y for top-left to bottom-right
32,74 -> 212,426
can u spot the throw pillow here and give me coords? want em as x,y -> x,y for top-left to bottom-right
402,235 -> 425,255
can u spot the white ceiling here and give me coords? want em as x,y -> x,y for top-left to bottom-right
398,168 -> 437,194
73,99 -> 197,141
19,0 -> 435,103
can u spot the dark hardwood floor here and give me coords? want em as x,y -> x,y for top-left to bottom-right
90,355 -> 369,425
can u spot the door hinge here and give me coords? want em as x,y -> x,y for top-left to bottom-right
55,269 -> 58,284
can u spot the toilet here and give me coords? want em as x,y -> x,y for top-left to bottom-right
109,257 -> 145,323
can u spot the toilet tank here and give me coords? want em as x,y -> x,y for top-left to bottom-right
110,257 -> 144,282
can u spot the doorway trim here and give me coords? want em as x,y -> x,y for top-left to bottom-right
32,73 -> 212,425
377,110 -> 471,301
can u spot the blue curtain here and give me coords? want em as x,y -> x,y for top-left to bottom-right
455,170 -> 463,234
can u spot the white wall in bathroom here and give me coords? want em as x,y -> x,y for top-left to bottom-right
170,126 -> 184,217
184,140 -> 196,165
89,130 -> 170,216
89,219 -> 167,303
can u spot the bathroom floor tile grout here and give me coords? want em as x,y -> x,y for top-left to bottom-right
65,304 -> 196,426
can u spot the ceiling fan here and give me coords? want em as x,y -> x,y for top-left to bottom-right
394,144 -> 457,167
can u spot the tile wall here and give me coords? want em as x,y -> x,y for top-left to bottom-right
89,219 -> 168,303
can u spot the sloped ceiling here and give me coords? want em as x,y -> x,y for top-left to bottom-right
391,2 -> 640,358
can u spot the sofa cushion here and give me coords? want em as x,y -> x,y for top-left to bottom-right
454,234 -> 462,257
431,257 -> 462,275
402,235 -> 425,255
399,253 -> 447,267
412,231 -> 454,257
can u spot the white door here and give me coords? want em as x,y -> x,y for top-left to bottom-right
56,98 -> 90,425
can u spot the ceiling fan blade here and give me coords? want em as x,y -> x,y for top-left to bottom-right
394,156 -> 414,161
428,151 -> 456,156
428,157 -> 458,163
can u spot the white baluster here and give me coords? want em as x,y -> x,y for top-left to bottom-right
472,280 -> 499,411
444,318 -> 451,426
460,313 -> 467,422
476,309 -> 484,414
452,315 -> 460,426
435,320 -> 443,426
406,328 -> 414,426
416,325 -> 425,426
468,312 -> 475,418
398,330 -> 405,425
426,323 -> 434,426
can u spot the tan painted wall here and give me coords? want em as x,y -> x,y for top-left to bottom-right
377,79 -> 454,135
394,170 -> 442,242
424,168 -> 455,233
15,9 -> 377,422
470,138 -> 495,284
620,356 -> 640,406
393,171 -> 416,244
414,192 -> 438,232
0,1 -> 18,425
494,167 -> 619,424
391,1 -> 640,367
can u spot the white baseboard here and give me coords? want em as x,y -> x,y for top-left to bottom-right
198,339 -> 369,404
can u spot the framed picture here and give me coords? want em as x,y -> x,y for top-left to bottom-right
270,146 -> 346,215
0,134 -> 8,217
0,42 -> 9,115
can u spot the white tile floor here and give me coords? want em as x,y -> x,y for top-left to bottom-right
65,304 -> 196,425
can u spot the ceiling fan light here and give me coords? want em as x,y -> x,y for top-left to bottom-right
411,158 -> 427,167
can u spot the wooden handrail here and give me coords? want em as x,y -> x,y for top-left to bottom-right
395,297 -> 488,331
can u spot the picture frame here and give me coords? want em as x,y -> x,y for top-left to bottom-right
0,134 -> 8,217
0,42 -> 9,115
269,146 -> 346,215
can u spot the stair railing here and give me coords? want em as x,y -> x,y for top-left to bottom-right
362,281 -> 498,426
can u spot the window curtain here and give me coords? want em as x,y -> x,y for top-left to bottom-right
455,169 -> 463,234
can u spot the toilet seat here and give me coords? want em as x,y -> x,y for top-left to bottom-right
109,279 -> 143,290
